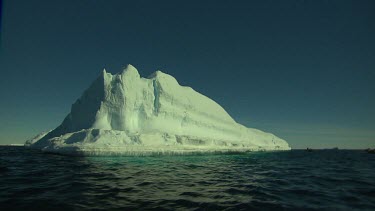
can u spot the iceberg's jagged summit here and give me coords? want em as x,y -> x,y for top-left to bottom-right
26,65 -> 290,155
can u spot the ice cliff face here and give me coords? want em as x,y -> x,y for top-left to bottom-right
26,65 -> 290,155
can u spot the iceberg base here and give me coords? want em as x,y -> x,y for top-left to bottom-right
26,129 -> 290,156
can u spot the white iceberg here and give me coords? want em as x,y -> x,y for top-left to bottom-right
26,64 -> 290,155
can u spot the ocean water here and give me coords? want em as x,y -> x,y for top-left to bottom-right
0,146 -> 374,210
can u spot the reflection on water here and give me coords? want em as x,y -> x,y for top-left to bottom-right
1,147 -> 375,210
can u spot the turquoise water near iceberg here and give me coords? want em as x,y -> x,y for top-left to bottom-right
0,146 -> 374,210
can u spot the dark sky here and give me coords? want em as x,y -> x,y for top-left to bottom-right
0,0 -> 374,148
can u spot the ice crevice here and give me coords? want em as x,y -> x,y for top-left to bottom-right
152,79 -> 160,115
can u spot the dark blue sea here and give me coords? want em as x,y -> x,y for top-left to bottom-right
1,146 -> 375,210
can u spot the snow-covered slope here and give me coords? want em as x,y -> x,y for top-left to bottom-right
26,65 -> 290,155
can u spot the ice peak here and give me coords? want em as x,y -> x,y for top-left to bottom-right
124,64 -> 137,72
147,70 -> 171,79
147,70 -> 160,79
122,64 -> 140,79
100,68 -> 112,83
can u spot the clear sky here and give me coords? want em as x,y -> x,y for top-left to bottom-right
0,0 -> 374,149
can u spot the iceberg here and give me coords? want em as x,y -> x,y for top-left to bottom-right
26,65 -> 290,156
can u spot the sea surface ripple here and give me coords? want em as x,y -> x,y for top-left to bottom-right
0,146 -> 375,210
